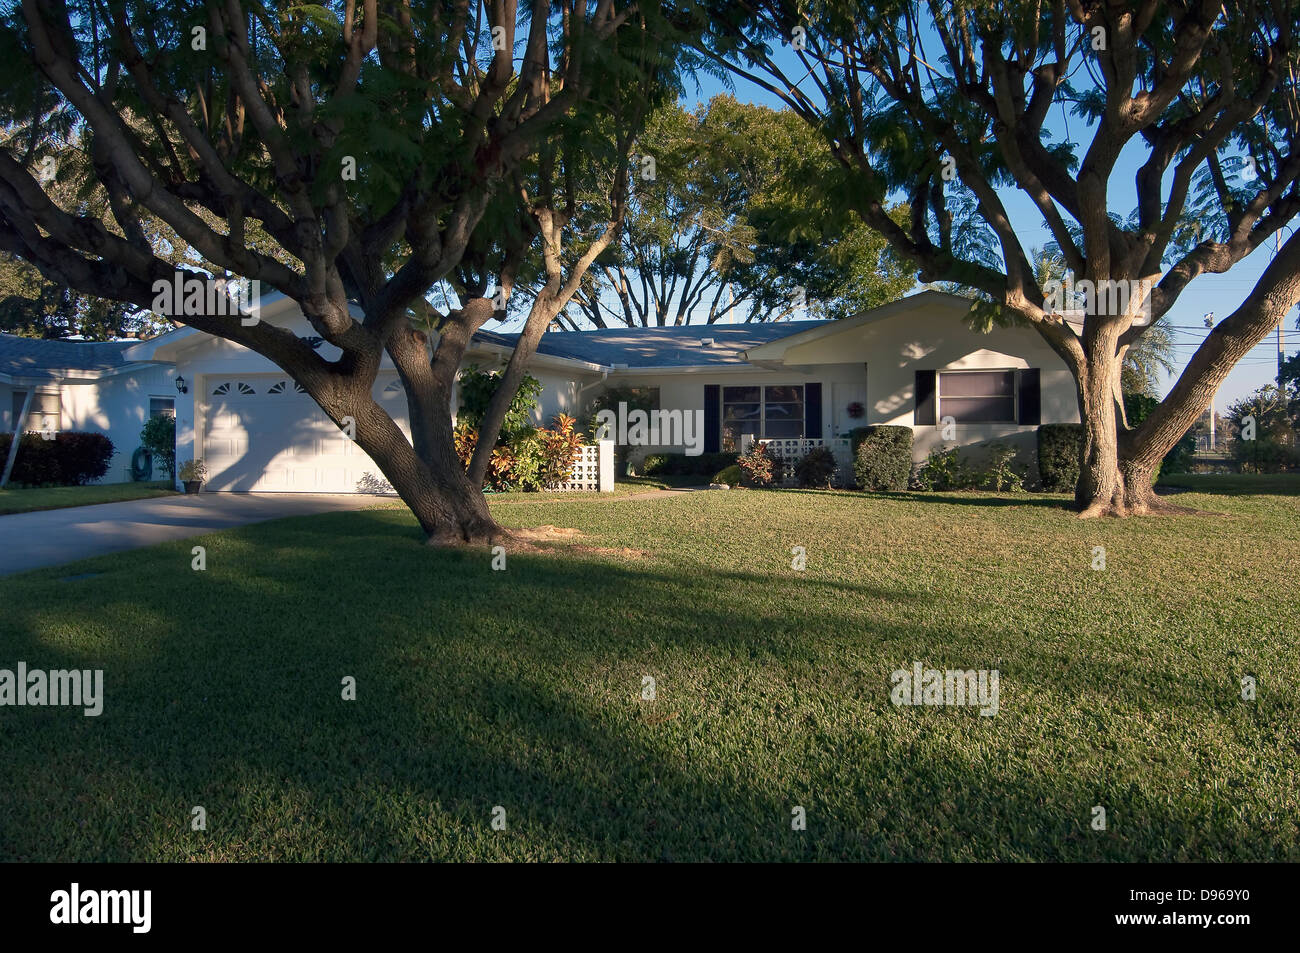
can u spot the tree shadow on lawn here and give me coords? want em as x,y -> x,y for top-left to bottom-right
0,512 -> 1288,862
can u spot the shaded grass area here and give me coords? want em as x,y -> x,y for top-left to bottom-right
1156,472 -> 1300,496
0,481 -> 176,515
0,487 -> 1296,861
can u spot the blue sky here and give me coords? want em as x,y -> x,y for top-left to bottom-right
677,41 -> 1296,411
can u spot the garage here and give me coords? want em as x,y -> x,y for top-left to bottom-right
200,374 -> 407,492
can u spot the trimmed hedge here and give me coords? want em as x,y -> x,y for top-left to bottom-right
639,451 -> 738,477
0,431 -> 116,486
1037,424 -> 1082,493
852,425 -> 913,491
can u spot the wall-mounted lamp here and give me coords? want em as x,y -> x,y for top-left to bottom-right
175,375 -> 188,395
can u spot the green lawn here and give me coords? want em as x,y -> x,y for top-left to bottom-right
0,481 -> 176,515
1,481 -> 1296,861
1157,472 -> 1300,495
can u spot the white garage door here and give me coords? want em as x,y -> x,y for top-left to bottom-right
201,374 -> 407,492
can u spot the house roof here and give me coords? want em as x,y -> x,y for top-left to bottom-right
475,321 -> 830,369
0,333 -> 137,381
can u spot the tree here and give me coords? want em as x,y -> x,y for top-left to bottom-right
0,1 -> 690,543
140,413 -> 176,479
1030,245 -> 1176,398
568,94 -> 914,327
703,1 -> 1300,515
1224,382 -> 1300,471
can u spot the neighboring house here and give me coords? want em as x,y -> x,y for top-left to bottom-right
0,289 -> 1080,491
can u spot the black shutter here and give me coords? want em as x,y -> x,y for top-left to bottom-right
914,370 -> 937,425
804,382 -> 822,438
1018,369 -> 1041,425
704,384 -> 720,453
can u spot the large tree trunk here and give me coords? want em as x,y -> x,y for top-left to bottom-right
355,299 -> 506,545
1075,322 -> 1129,517
351,398 -> 501,544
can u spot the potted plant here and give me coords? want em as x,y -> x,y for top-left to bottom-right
178,458 -> 208,494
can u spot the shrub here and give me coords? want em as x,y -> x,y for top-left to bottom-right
454,414 -> 582,491
140,414 -> 176,478
915,445 -> 977,490
178,458 -> 208,482
638,451 -> 737,477
852,425 -> 912,490
1038,424 -> 1083,493
456,365 -> 542,441
0,431 -> 114,486
795,446 -> 837,488
712,464 -> 742,486
55,432 -> 116,485
981,442 -> 1026,492
1231,438 -> 1300,473
737,441 -> 781,487
639,453 -> 670,475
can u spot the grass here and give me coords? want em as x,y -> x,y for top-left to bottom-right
0,478 -> 1296,861
0,481 -> 176,515
1157,472 -> 1300,495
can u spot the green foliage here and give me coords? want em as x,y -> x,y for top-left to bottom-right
981,443 -> 1027,492
794,446 -> 837,488
456,366 -> 543,443
1225,384 -> 1300,473
915,445 -> 978,491
140,414 -> 176,479
577,95 -> 914,327
0,431 -> 114,486
638,452 -> 737,477
1123,392 -> 1195,476
852,426 -> 912,491
712,464 -> 742,486
1037,424 -> 1083,493
455,414 -> 583,492
178,459 -> 207,483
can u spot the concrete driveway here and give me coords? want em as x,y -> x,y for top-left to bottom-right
0,493 -> 377,577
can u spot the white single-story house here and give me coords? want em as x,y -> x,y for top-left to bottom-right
0,289 -> 1080,490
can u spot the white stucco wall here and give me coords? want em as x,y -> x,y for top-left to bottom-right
770,306 -> 1080,462
56,364 -> 181,483
609,299 -> 1080,470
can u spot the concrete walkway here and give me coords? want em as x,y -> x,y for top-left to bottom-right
0,493 -> 375,577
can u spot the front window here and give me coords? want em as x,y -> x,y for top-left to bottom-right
22,391 -> 61,434
938,370 -> 1015,423
149,397 -> 176,419
722,384 -> 804,449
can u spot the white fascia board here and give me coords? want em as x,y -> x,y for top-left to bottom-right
465,341 -> 611,374
605,364 -> 766,376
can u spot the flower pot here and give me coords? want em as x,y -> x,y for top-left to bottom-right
183,480 -> 202,494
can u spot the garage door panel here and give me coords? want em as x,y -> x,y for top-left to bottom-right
202,375 -> 393,493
